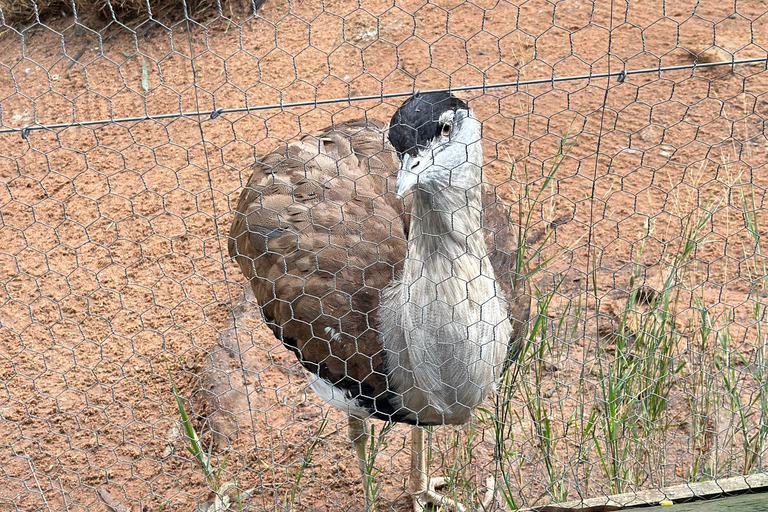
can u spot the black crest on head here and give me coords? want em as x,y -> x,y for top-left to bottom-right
388,91 -> 469,158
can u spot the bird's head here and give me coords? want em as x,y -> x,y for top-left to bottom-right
388,91 -> 482,198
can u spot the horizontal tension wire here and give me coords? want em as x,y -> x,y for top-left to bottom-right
1,55 -> 766,137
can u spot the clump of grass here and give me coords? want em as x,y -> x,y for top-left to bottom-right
474,127 -> 579,510
476,368 -> 522,511
480,282 -> 589,509
283,412 -> 332,508
686,296 -> 718,480
703,181 -> 768,477
680,174 -> 768,481
363,421 -> 393,510
736,179 -> 768,474
434,418 -> 506,511
171,375 -> 253,511
476,138 -> 768,508
518,280 -> 577,503
590,200 -> 718,492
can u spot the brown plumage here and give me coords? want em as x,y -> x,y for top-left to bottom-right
228,93 -> 530,510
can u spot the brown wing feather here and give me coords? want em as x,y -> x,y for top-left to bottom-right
229,119 -> 407,412
229,119 -> 528,420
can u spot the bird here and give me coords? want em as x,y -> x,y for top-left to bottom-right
228,91 -> 530,511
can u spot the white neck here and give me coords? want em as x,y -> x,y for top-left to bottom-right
380,144 -> 513,425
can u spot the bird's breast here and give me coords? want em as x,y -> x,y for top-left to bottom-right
379,250 -> 513,425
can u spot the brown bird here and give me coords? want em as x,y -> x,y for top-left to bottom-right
229,91 -> 530,511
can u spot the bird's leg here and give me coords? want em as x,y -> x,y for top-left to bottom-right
348,415 -> 371,507
409,427 -> 466,512
481,475 -> 497,510
409,426 -> 428,511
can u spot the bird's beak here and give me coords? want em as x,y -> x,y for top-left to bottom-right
396,154 -> 419,198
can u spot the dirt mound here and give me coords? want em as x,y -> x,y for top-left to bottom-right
0,0 -> 263,29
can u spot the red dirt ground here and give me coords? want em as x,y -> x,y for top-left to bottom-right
1,0 -> 767,511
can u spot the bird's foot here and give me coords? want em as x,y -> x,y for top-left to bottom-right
412,476 -> 497,512
412,477 -> 465,512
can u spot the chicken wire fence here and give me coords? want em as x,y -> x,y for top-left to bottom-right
1,0 -> 768,510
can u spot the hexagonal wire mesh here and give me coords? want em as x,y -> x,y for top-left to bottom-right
1,0 -> 767,510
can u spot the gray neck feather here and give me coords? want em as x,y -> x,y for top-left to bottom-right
381,152 -> 512,425
408,182 -> 483,259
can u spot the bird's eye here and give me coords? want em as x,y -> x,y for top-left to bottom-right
440,124 -> 451,137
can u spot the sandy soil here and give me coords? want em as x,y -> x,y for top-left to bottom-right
1,0 -> 767,510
